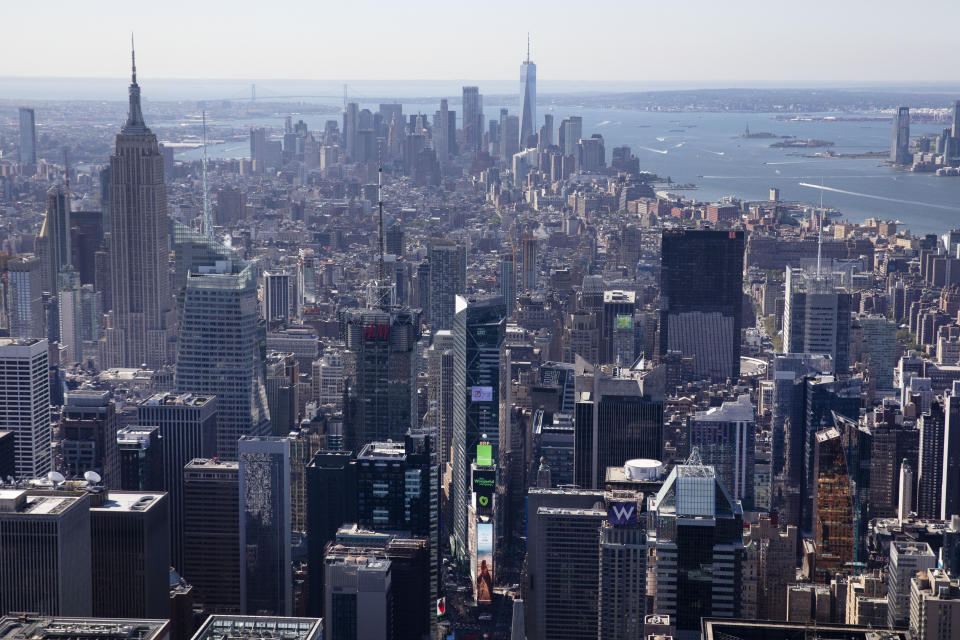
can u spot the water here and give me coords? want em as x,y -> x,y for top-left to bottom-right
177,105 -> 960,236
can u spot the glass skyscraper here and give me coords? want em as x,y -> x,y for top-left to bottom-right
452,294 -> 505,559
519,48 -> 537,149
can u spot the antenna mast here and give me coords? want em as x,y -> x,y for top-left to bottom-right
201,110 -> 213,238
526,33 -> 530,62
63,148 -> 71,207
817,177 -> 823,277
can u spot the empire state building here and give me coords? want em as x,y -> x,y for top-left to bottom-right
104,44 -> 174,368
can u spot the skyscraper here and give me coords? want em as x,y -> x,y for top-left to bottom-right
462,86 -> 483,151
918,397 -> 947,519
690,394 -> 756,509
137,392 -> 217,572
105,45 -> 174,368
4,255 -> 44,339
812,426 -> 855,583
238,436 -> 292,616
175,257 -> 270,459
887,541 -> 936,628
263,271 -> 293,326
499,254 -> 516,318
59,390 -> 119,487
341,307 -> 421,449
0,338 -> 51,479
942,384 -> 960,520
426,238 -> 465,330
574,365 -> 664,489
660,229 -> 744,382
891,106 -> 911,165
452,295 -> 505,559
0,489 -> 92,616
18,107 -> 36,168
560,116 -> 582,158
90,491 -> 170,619
649,455 -> 745,635
37,185 -> 71,297
183,458 -> 240,613
519,41 -> 537,149
783,267 -> 852,375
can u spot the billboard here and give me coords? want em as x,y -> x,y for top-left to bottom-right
607,501 -> 638,526
615,314 -> 634,330
476,443 -> 493,467
475,522 -> 494,605
471,386 -> 493,402
473,467 -> 496,515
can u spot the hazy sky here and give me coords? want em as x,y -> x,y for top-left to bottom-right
3,0 -> 959,85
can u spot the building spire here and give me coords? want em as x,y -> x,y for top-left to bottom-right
131,33 -> 137,84
526,33 -> 530,62
123,34 -> 147,132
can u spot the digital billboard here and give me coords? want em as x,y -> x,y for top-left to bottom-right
615,314 -> 633,330
476,443 -> 493,467
473,467 -> 496,515
471,386 -> 493,402
475,522 -> 494,605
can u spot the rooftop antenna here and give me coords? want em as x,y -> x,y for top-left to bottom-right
817,177 -> 823,277
201,110 -> 213,238
131,33 -> 136,84
377,142 -> 386,306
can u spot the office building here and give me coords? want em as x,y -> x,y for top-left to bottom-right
182,458 -> 240,613
59,390 -> 119,486
426,238 -> 465,330
175,257 -> 270,460
941,385 -> 960,520
648,455 -> 745,637
888,541 -> 936,628
137,392 -> 216,572
18,107 -> 36,168
356,435 -> 433,535
891,106 -> 911,165
598,492 -> 647,640
560,116 -> 582,159
341,307 -> 421,449
690,394 -> 756,509
306,450 -> 357,617
37,185 -> 71,298
190,616 -> 321,640
577,135 -> 605,172
812,426 -> 855,583
742,515 -> 798,621
783,267 -> 853,375
0,489 -> 91,615
702,619 -> 907,640
0,338 -> 51,479
918,397 -> 947,519
104,48 -> 174,369
574,366 -> 664,489
385,223 -> 404,257
452,295 -> 505,559
520,236 -> 538,292
4,255 -> 44,339
859,314 -> 897,390
265,352 -> 298,435
238,436 -> 292,616
462,86 -> 483,151
525,488 -> 607,640
0,617 -> 169,640
90,491 -> 170,619
263,271 -> 293,326
116,426 -> 162,491
660,229 -> 744,381
909,568 -> 960,640
519,46 -> 537,148
600,290 -> 635,364
323,546 -> 393,640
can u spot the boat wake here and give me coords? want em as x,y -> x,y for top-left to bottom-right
798,182 -> 960,211
641,147 -> 669,155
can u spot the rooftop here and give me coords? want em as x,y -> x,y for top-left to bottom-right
0,617 -> 168,640
90,492 -> 165,514
190,616 -> 322,640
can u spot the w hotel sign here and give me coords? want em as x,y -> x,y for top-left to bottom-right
607,501 -> 638,526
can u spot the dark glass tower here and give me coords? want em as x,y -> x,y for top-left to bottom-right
659,229 -> 744,381
452,295 -> 506,559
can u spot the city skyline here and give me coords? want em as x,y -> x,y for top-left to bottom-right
3,0 -> 960,85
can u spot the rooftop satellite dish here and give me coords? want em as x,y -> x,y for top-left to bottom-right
84,471 -> 102,485
47,471 -> 65,486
